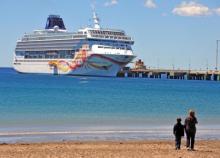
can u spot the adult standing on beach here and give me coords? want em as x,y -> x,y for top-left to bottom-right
184,110 -> 198,150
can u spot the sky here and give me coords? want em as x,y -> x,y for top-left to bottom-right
1,0 -> 220,70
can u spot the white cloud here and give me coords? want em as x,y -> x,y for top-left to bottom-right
144,0 -> 157,9
172,1 -> 211,17
104,0 -> 118,7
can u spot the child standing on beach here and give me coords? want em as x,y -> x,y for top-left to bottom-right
173,118 -> 184,150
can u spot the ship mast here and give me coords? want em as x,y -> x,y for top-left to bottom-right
93,9 -> 100,29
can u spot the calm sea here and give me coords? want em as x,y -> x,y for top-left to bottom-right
0,68 -> 220,143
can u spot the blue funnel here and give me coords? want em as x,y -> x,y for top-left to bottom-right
45,15 -> 66,30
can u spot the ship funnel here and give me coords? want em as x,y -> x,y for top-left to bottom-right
45,15 -> 66,30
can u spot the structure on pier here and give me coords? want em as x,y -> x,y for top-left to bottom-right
134,59 -> 146,70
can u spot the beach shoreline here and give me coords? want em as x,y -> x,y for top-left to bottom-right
0,140 -> 219,158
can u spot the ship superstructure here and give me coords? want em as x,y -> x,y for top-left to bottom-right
13,12 -> 135,76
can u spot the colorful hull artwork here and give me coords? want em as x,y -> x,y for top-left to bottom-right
48,49 -> 130,74
48,49 -> 88,73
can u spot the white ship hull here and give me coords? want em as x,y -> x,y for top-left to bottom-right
13,53 -> 134,77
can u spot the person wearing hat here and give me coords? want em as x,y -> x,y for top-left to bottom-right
173,117 -> 184,150
184,109 -> 198,151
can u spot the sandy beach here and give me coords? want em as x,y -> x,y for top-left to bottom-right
0,140 -> 219,158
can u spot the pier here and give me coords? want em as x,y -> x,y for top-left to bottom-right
117,60 -> 220,81
117,68 -> 220,81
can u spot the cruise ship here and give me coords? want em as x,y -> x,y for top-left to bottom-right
13,12 -> 135,76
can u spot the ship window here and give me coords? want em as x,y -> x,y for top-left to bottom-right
16,51 -> 25,56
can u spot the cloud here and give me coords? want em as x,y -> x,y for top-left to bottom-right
104,0 -> 118,7
144,0 -> 157,9
172,1 -> 211,17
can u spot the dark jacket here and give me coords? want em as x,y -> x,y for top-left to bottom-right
184,116 -> 198,134
173,122 -> 184,137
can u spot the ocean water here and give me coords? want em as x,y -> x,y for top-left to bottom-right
0,68 -> 220,143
